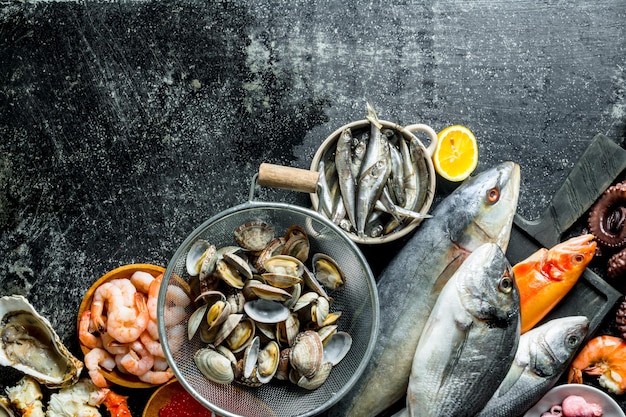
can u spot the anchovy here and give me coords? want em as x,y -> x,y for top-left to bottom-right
405,243 -> 520,417
335,128 -> 357,230
476,316 -> 589,417
351,139 -> 367,181
387,142 -> 406,207
328,161 -> 521,417
361,103 -> 388,176
356,159 -> 390,237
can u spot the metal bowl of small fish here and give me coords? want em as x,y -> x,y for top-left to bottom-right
158,201 -> 379,417
310,105 -> 438,245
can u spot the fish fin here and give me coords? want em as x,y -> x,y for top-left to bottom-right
494,363 -> 525,397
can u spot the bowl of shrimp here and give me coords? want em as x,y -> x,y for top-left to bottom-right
524,384 -> 625,417
77,263 -> 182,389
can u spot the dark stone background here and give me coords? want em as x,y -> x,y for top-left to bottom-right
0,0 -> 624,415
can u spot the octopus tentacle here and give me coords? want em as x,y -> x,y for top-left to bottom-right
608,248 -> 626,280
588,181 -> 626,249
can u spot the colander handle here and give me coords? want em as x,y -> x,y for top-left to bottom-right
257,163 -> 319,194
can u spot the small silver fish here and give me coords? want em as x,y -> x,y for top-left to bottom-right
335,128 -> 357,230
476,316 -> 589,417
405,242 -> 520,417
356,159 -> 390,237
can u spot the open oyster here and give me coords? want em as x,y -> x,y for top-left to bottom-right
0,295 -> 83,388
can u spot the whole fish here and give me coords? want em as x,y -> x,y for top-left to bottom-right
514,234 -> 596,333
356,159 -> 391,237
476,316 -> 589,417
404,242 -> 520,417
336,127 -> 357,229
329,161 -> 520,417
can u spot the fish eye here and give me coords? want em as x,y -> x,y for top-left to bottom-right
572,254 -> 585,264
486,187 -> 500,204
498,276 -> 513,293
566,335 -> 580,347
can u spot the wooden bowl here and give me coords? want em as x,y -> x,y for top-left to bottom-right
142,379 -> 182,417
143,379 -> 218,417
77,263 -> 167,389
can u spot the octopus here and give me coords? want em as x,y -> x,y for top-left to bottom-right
588,181 -> 626,249
588,180 -> 626,279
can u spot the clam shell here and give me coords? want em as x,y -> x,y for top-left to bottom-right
297,361 -> 333,390
312,253 -> 346,290
194,347 -> 235,384
186,240 -> 214,276
264,255 -> 305,278
244,299 -> 290,324
322,331 -> 352,366
0,295 -> 83,388
289,330 -> 323,379
257,340 -> 280,383
234,221 -> 275,252
215,259 -> 245,289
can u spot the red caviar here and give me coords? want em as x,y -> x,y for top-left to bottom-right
159,390 -> 216,417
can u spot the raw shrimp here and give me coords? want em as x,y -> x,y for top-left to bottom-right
102,390 -> 132,417
166,323 -> 187,354
85,348 -> 116,388
79,310 -> 102,349
109,278 -> 137,307
568,335 -> 626,394
119,340 -> 155,376
138,368 -> 174,385
130,270 -> 155,294
91,282 -> 122,331
147,274 -> 163,321
153,356 -> 169,371
163,283 -> 191,326
100,332 -> 129,356
107,293 -> 150,343
140,330 -> 164,357
146,318 -> 159,340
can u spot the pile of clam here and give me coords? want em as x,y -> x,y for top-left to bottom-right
185,221 -> 352,390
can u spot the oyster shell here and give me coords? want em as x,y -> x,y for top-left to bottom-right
0,296 -> 83,388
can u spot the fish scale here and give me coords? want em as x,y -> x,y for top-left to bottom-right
328,161 -> 521,417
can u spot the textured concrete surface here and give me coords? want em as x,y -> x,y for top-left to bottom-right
0,0 -> 625,415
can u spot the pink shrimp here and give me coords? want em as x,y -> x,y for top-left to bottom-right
147,274 -> 163,321
119,340 -> 155,376
568,335 -> 626,394
153,356 -> 169,372
138,368 -> 174,385
140,330 -> 164,357
100,332 -> 130,356
79,310 -> 102,349
84,348 -> 116,388
130,270 -> 155,294
91,282 -> 121,331
109,278 -> 137,307
107,293 -> 150,343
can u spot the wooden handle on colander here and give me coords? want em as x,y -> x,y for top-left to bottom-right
258,163 -> 319,194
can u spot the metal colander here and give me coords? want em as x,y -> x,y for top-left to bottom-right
157,196 -> 379,417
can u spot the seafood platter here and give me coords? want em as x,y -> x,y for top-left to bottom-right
2,104 -> 626,417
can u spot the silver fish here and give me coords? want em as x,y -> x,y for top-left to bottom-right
405,242 -> 520,417
476,316 -> 589,417
361,103 -> 388,176
336,127 -> 357,229
356,159 -> 390,237
329,161 -> 520,417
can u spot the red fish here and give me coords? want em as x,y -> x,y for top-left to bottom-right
514,234 -> 596,334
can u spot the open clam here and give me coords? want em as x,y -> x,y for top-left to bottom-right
0,295 -> 83,388
312,253 -> 346,291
